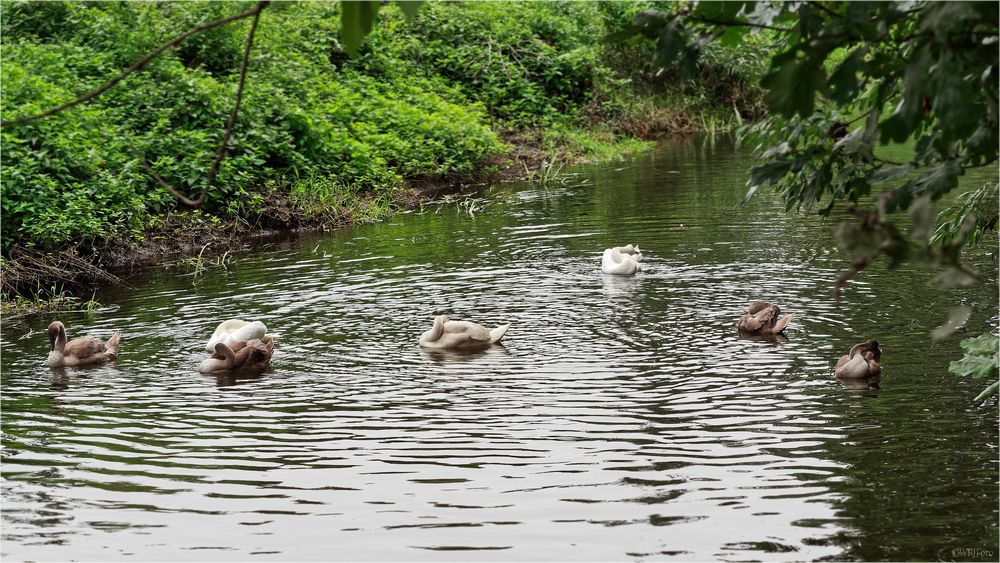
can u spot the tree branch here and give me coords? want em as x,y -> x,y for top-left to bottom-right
873,155 -> 905,166
1,1 -> 269,127
142,2 -> 268,208
684,14 -> 795,33
140,155 -> 204,208
807,1 -> 840,18
197,2 -> 266,206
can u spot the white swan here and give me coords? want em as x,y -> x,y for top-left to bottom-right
601,247 -> 641,275
205,320 -> 269,352
419,315 -> 509,350
611,244 -> 642,261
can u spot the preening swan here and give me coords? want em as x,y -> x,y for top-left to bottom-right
419,315 -> 509,350
47,321 -> 122,367
835,339 -> 882,379
601,247 -> 641,275
611,244 -> 642,261
199,339 -> 274,373
737,301 -> 793,335
205,320 -> 269,352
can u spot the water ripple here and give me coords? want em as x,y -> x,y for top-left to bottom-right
2,138 -> 997,561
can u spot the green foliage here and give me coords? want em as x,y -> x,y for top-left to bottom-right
949,333 -> 999,402
1,1 -> 763,252
539,125 -> 653,161
950,334 -> 1000,379
0,1 -> 501,249
0,284 -> 101,317
932,182 -> 1000,247
389,1 -> 605,126
611,1 -> 999,283
341,1 -> 422,57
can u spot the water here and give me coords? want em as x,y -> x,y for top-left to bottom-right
2,137 -> 997,561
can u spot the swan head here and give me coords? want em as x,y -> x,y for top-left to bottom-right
47,321 -> 65,350
864,350 -> 882,376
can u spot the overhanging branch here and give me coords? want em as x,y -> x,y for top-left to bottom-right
1,1 -> 270,127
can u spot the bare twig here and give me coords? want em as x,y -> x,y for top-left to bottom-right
873,155 -> 905,166
844,109 -> 874,127
807,1 -> 840,18
143,1 -> 268,207
200,2 -> 265,205
1,245 -> 127,295
684,14 -> 795,33
1,2 -> 269,127
140,155 -> 203,207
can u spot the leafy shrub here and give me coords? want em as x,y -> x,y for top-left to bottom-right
0,1 -> 762,251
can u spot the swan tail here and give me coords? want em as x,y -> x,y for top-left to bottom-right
773,314 -> 793,334
105,331 -> 122,357
489,324 -> 510,344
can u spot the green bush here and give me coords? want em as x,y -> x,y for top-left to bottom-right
0,1 -> 764,251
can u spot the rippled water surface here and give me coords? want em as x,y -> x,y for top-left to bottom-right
3,137 -> 997,561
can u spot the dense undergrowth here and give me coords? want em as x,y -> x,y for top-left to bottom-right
0,1 -> 766,275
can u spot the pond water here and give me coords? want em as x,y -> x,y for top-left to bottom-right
2,137 -> 997,561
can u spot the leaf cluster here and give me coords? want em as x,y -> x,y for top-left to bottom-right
949,333 -> 999,402
612,1 -> 999,290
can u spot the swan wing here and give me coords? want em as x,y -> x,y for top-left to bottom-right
602,249 -> 638,275
206,319 -> 247,351
231,321 -> 268,343
206,320 -> 267,351
772,314 -> 793,334
836,354 -> 869,378
615,245 -> 642,261
63,336 -> 107,359
737,313 -> 763,332
421,320 -> 496,349
446,320 -> 491,341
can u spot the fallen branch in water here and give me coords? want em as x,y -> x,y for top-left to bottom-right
1,245 -> 126,296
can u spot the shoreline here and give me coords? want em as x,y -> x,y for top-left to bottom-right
0,131 -> 657,312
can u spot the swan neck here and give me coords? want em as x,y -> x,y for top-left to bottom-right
430,317 -> 446,341
50,325 -> 66,353
215,344 -> 237,369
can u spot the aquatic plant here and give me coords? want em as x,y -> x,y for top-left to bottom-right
176,243 -> 232,280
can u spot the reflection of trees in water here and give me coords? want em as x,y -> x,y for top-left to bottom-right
604,315 -> 849,559
807,376 -> 998,559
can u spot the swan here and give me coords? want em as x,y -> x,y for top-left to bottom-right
199,339 -> 274,373
737,301 -> 793,335
205,320 -> 269,352
835,339 -> 882,379
611,244 -> 642,261
47,321 -> 121,367
602,247 -> 641,275
419,315 -> 509,350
